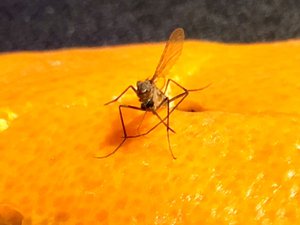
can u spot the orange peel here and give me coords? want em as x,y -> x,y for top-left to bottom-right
0,39 -> 300,224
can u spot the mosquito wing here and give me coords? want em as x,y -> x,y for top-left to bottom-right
151,28 -> 185,84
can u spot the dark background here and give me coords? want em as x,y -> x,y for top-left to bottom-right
1,0 -> 300,52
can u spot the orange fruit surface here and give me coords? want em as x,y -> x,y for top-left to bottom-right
1,39 -> 300,224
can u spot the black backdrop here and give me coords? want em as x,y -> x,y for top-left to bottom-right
1,0 -> 300,52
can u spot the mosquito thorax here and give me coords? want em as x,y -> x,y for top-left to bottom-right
136,79 -> 154,109
137,80 -> 152,95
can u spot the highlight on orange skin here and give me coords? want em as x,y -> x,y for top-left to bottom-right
1,38 -> 300,224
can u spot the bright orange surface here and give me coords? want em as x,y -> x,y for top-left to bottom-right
1,39 -> 300,224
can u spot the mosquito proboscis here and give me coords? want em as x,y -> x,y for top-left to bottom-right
96,28 -> 210,159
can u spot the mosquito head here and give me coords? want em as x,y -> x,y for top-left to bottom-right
137,80 -> 152,99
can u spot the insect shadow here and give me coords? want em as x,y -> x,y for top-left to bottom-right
96,28 -> 210,159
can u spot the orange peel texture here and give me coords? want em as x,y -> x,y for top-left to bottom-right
1,40 -> 300,224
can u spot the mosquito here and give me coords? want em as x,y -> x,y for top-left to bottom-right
96,28 -> 210,159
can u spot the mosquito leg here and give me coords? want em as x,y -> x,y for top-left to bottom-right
95,104 -> 142,159
125,81 -> 187,138
119,104 -> 173,132
168,79 -> 212,93
166,78 -> 211,113
126,78 -> 207,138
136,111 -> 148,134
97,81 -> 210,158
123,100 -> 176,159
166,98 -> 176,159
95,138 -> 127,159
163,79 -> 171,94
150,108 -> 175,134
124,94 -> 176,139
150,91 -> 189,133
135,110 -> 173,135
125,107 -> 175,139
104,85 -> 137,105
